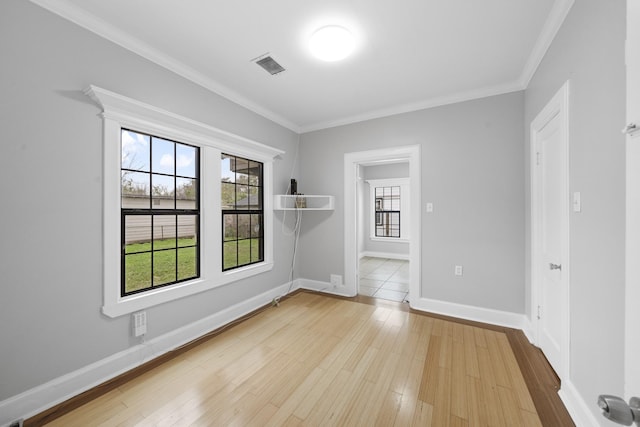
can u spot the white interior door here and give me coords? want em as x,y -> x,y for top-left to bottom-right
625,0 -> 640,399
538,114 -> 565,374
531,82 -> 570,381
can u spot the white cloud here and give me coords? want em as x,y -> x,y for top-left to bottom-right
176,154 -> 193,168
121,130 -> 147,151
160,154 -> 174,167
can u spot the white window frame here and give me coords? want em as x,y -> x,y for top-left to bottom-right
366,178 -> 410,242
85,86 -> 283,317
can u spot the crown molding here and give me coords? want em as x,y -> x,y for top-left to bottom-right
29,0 -> 574,135
300,0 -> 575,133
28,0 -> 301,133
518,0 -> 576,88
299,80 -> 524,133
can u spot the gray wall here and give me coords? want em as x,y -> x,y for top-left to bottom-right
299,91 -> 525,313
362,163 -> 409,180
524,0 -> 626,421
0,0 -> 299,401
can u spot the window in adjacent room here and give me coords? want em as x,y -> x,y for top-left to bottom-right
121,129 -> 200,296
221,153 -> 264,271
374,185 -> 401,238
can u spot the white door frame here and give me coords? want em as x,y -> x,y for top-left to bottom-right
530,81 -> 571,383
344,145 -> 421,301
625,0 -> 640,399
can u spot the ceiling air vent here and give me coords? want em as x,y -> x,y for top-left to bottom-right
254,55 -> 285,75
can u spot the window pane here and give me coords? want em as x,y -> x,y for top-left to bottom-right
238,240 -> 251,266
177,215 -> 197,247
223,214 -> 237,241
234,157 -> 249,176
249,161 -> 262,186
176,143 -> 197,178
121,130 -> 200,297
251,238 -> 263,263
121,130 -> 150,172
177,247 -> 197,281
383,197 -> 392,211
238,214 -> 251,239
152,174 -> 175,209
236,170 -> 249,185
176,177 -> 197,209
124,215 -> 151,252
221,153 -> 264,272
154,249 -> 176,286
248,187 -> 262,210
125,253 -> 151,293
152,137 -> 175,175
250,214 -> 262,238
391,186 -> 400,210
122,171 -> 150,209
236,185 -> 249,208
223,241 -> 237,270
154,215 -> 176,248
221,182 -> 236,209
221,154 -> 235,183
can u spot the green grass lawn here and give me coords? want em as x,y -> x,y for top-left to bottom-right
223,238 -> 262,270
124,237 -> 262,293
124,237 -> 197,293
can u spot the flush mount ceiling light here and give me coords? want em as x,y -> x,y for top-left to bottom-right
309,25 -> 355,62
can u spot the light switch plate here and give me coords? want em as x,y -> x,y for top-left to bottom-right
573,192 -> 581,212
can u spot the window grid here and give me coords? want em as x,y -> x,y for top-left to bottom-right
375,186 -> 401,238
121,129 -> 200,296
221,153 -> 264,271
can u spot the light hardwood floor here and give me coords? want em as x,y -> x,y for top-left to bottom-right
36,292 -> 571,426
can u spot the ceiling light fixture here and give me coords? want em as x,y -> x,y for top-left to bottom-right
309,25 -> 355,62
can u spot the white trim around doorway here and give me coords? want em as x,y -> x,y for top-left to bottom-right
530,80 -> 571,384
344,145 -> 421,304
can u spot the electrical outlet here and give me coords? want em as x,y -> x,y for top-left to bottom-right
454,265 -> 463,276
330,274 -> 342,286
426,202 -> 434,213
133,311 -> 147,337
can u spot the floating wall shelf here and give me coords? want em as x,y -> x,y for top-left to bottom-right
274,195 -> 335,211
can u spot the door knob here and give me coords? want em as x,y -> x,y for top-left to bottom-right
597,395 -> 640,426
549,263 -> 562,271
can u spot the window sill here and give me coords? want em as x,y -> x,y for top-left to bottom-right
221,262 -> 274,284
369,237 -> 410,243
102,262 -> 274,317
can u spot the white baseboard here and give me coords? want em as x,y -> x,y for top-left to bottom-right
0,281 -> 296,427
297,278 -> 356,298
521,317 -> 536,344
558,380 -> 601,427
410,296 -> 528,331
359,251 -> 410,261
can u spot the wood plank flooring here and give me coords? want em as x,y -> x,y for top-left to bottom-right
30,291 -> 574,426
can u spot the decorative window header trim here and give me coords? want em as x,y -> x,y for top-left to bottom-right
87,84 -> 278,317
84,85 -> 284,162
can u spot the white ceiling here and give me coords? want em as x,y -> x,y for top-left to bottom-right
31,0 -> 573,133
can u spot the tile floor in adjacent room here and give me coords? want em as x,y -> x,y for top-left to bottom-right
358,256 -> 409,303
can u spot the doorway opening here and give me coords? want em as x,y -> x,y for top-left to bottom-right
359,257 -> 409,302
344,145 -> 421,305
